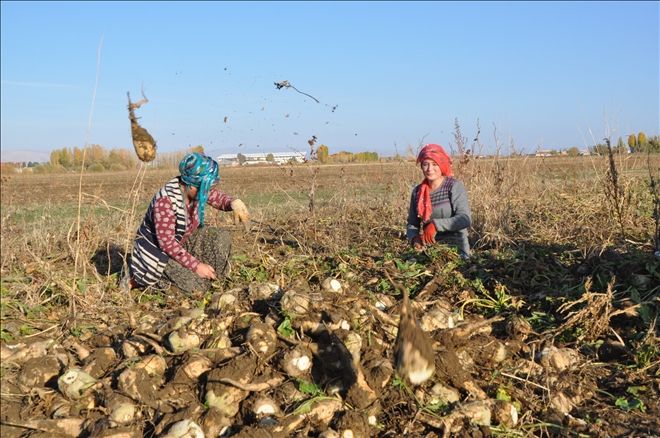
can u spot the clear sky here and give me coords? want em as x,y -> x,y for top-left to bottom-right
1,1 -> 658,161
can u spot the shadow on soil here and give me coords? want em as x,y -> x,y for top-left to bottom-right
90,242 -> 128,277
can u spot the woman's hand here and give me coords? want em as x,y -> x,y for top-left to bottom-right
195,263 -> 217,280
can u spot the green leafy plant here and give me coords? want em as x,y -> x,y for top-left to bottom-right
296,378 -> 324,397
634,343 -> 657,369
0,329 -> 13,342
19,324 -> 34,336
277,316 -> 294,338
615,396 -> 646,413
292,379 -> 338,415
460,281 -> 523,317
391,375 -> 408,393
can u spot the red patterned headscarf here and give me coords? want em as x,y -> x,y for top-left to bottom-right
416,144 -> 453,222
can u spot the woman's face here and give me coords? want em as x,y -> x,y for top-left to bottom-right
421,159 -> 443,182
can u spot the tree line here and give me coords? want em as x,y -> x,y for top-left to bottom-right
591,132 -> 659,155
46,145 -> 138,172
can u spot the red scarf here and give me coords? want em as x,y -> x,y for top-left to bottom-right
416,144 -> 453,222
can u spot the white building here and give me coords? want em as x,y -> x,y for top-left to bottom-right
216,152 -> 306,166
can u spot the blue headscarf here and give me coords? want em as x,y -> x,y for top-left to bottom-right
178,152 -> 219,225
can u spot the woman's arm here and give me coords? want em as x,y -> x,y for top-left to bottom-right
432,180 -> 471,232
207,187 -> 234,211
153,197 -> 200,271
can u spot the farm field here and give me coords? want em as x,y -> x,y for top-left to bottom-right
1,155 -> 658,437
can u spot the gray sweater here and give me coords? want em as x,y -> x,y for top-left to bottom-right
406,177 -> 472,257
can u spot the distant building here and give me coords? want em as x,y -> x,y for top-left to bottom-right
535,149 -> 554,157
216,152 -> 306,166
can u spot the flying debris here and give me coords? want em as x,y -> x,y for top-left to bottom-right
224,116 -> 228,124
127,90 -> 157,162
274,80 -> 320,103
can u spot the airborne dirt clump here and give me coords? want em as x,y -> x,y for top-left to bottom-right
1,159 -> 658,436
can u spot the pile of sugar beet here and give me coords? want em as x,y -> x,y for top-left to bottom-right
0,272 -> 629,437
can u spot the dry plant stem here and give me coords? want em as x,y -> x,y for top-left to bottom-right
604,138 -> 627,239
500,372 -> 550,392
216,375 -> 285,392
647,150 -> 660,252
72,35 -> 103,319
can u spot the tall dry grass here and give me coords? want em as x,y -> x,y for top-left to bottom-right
0,155 -> 657,324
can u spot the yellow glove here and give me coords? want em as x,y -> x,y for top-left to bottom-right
230,199 -> 250,228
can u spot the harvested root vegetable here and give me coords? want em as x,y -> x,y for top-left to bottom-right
420,305 -> 455,331
57,368 -> 97,400
281,290 -> 311,316
540,346 -> 580,372
181,354 -> 213,380
388,272 -> 435,385
127,91 -> 157,162
18,355 -> 61,389
106,393 -> 138,426
203,331 -> 232,349
342,332 -> 362,363
134,354 -> 167,377
167,330 -> 201,353
248,282 -> 281,301
205,356 -> 257,417
321,277 -> 343,294
428,382 -> 460,404
161,419 -> 204,438
246,321 -> 278,356
280,345 -> 313,377
304,398 -> 344,426
82,347 -> 118,378
2,339 -> 55,364
209,289 -> 240,313
200,407 -> 230,437
251,395 -> 282,419
117,368 -> 162,405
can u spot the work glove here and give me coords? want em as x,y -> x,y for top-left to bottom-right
230,199 -> 250,228
421,221 -> 437,245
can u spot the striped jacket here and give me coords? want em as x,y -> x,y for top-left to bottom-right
130,177 -> 187,287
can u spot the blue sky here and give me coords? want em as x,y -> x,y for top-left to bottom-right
1,1 -> 658,161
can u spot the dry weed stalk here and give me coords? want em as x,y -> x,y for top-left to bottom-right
647,151 -> 660,254
553,277 -> 614,342
602,138 -> 632,240
468,124 -> 528,249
